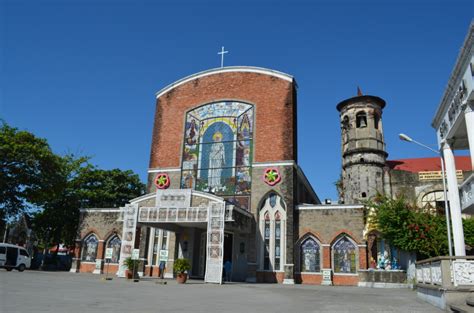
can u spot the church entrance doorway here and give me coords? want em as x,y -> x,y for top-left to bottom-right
223,232 -> 233,280
223,233 -> 233,262
198,232 -> 206,277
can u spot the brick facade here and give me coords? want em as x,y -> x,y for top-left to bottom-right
149,70 -> 297,170
295,206 -> 367,286
71,209 -> 122,274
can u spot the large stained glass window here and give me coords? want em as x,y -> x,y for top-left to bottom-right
82,234 -> 98,262
181,101 -> 253,211
332,236 -> 357,273
300,237 -> 320,272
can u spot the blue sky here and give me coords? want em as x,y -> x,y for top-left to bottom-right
1,0 -> 473,201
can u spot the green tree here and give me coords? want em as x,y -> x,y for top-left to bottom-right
78,168 -> 145,208
32,154 -> 92,247
32,155 -> 146,246
0,121 -> 59,231
1,121 -> 146,247
463,217 -> 474,252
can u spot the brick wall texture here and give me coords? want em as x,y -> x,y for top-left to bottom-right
149,71 -> 296,169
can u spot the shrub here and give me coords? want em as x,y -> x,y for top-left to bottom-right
367,195 -> 449,258
124,257 -> 140,270
173,258 -> 191,274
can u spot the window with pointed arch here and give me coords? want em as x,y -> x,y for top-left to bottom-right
82,234 -> 99,262
259,193 -> 286,271
332,235 -> 357,274
106,235 -> 121,264
300,236 -> 321,272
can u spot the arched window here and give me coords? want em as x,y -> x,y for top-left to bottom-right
259,193 -> 286,271
421,191 -> 445,213
300,237 -> 321,272
180,101 -> 254,211
332,236 -> 357,273
106,235 -> 121,264
356,112 -> 367,128
82,234 -> 98,262
374,113 -> 380,129
341,115 -> 350,130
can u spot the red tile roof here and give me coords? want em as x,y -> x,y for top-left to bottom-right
386,156 -> 472,173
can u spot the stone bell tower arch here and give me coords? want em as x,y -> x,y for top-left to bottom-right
337,91 -> 388,204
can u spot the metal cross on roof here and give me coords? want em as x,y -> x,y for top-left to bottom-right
218,46 -> 228,68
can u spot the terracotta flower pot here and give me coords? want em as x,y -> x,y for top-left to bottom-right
176,273 -> 188,284
125,270 -> 133,279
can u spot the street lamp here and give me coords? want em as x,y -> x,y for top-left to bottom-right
399,133 -> 453,257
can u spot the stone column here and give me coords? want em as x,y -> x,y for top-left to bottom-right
442,142 -> 466,256
93,240 -> 105,274
245,221 -> 257,283
321,245 -> 333,285
358,245 -> 368,270
464,102 -> 474,170
69,239 -> 82,273
165,232 -> 178,279
283,264 -> 294,284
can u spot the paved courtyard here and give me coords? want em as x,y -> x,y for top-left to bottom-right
0,270 -> 441,313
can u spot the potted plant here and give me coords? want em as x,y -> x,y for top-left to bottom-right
173,258 -> 191,284
124,257 -> 139,279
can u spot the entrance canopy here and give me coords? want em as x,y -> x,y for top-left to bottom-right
122,189 -> 252,284
134,189 -> 252,232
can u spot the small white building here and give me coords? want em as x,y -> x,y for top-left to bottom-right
432,22 -> 474,256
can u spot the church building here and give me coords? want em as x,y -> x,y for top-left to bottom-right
70,66 -> 471,286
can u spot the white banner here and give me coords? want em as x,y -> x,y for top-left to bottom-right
205,202 -> 225,284
117,203 -> 139,277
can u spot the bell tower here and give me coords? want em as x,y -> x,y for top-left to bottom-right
337,90 -> 387,204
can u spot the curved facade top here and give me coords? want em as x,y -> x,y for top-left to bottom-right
149,66 -> 298,170
155,66 -> 295,99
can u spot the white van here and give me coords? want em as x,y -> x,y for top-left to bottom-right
0,243 -> 31,271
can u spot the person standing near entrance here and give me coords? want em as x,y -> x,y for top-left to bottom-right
159,261 -> 166,279
224,260 -> 232,282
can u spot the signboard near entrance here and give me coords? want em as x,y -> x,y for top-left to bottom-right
159,250 -> 168,262
156,189 -> 191,208
321,269 -> 333,286
105,248 -> 113,260
132,249 -> 140,260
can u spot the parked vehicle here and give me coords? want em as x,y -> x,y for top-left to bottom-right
0,243 -> 31,271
